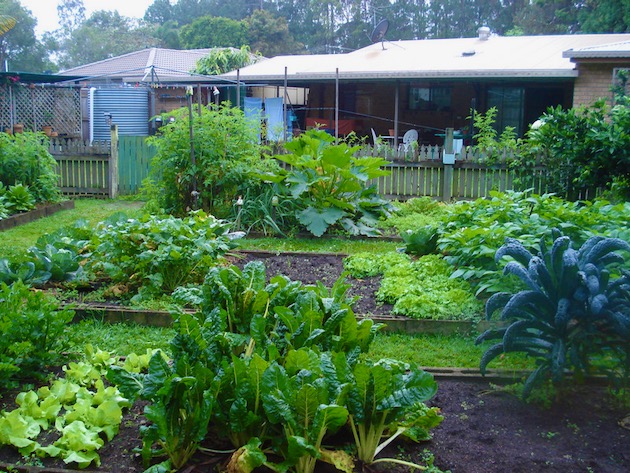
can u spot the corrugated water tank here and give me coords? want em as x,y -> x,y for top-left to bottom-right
91,88 -> 149,141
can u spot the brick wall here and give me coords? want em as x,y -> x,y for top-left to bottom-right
573,63 -> 621,108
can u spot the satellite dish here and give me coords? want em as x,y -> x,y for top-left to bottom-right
370,19 -> 389,48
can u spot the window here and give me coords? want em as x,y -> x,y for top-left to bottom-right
487,87 -> 524,136
409,86 -> 451,111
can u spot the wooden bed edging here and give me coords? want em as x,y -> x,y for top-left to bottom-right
0,200 -> 75,231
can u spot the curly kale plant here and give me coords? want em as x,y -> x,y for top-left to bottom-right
261,129 -> 394,237
477,230 -> 630,398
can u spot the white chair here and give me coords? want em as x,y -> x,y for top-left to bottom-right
371,128 -> 379,146
400,129 -> 418,152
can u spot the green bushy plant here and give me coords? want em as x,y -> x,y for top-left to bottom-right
400,225 -> 439,257
4,183 -> 35,212
144,104 -> 275,217
438,190 -> 630,297
477,230 -> 630,399
523,97 -> 630,200
0,281 -> 74,388
381,197 -> 446,234
108,259 -> 441,473
259,129 -> 395,237
0,132 -> 61,204
89,211 -> 240,301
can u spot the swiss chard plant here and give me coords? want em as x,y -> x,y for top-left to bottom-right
108,351 -> 216,472
477,230 -> 630,398
259,129 -> 394,237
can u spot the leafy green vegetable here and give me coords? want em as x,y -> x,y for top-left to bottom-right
0,281 -> 73,388
477,230 -> 630,398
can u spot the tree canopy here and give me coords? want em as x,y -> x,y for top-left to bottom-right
1,0 -> 628,72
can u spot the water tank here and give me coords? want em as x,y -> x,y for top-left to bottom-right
91,88 -> 149,141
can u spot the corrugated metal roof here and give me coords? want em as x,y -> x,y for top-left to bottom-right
222,34 -> 630,83
563,40 -> 630,59
59,48 -> 216,81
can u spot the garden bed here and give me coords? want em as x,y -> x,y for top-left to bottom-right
64,250 -> 482,335
1,377 -> 627,473
0,200 -> 75,231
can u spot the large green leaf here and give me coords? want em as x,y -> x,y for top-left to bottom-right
297,207 -> 344,237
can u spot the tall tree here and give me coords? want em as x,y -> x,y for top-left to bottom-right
246,9 -> 304,55
57,0 -> 85,35
179,16 -> 249,48
144,0 -> 175,25
58,11 -> 158,69
579,0 -> 630,33
0,0 -> 49,71
513,0 -> 581,34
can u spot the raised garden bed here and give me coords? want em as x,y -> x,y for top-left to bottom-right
0,200 -> 75,231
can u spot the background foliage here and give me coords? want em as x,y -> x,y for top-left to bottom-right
2,0 -> 627,72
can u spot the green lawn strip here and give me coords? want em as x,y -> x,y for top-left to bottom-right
237,236 -> 400,255
0,199 -> 144,261
65,319 -> 174,358
365,332 -> 536,371
64,320 -> 534,373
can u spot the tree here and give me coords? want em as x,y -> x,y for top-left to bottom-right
512,0 -> 581,34
193,45 -> 260,75
179,16 -> 248,49
57,11 -> 159,69
0,0 -> 49,72
579,0 -> 630,33
144,0 -> 175,25
246,9 -> 304,56
57,0 -> 86,35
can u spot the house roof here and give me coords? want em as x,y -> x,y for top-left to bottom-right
59,48 -> 219,83
563,40 -> 630,59
220,33 -> 630,84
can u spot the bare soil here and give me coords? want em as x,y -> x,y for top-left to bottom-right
1,252 -> 628,472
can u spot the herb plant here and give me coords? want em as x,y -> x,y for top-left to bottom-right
260,129 -> 394,237
477,230 -> 630,398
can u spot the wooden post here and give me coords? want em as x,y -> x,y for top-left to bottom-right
442,127 -> 455,202
109,124 -> 119,199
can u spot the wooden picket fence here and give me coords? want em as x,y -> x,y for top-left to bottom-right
50,137 -> 557,201
49,136 -> 155,198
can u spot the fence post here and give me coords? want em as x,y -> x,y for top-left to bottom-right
441,128 -> 455,201
109,124 -> 119,199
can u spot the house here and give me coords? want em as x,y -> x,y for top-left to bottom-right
218,30 -> 630,145
59,48 -> 237,140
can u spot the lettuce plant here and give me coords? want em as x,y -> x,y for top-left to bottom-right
477,230 -> 630,398
260,129 -> 394,237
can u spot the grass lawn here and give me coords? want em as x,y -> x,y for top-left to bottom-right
0,199 -> 144,261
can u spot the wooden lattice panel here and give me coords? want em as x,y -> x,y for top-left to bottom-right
0,84 -> 81,136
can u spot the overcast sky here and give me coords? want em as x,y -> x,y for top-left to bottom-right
19,0 -> 154,37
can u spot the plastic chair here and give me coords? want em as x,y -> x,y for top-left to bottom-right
400,129 -> 418,152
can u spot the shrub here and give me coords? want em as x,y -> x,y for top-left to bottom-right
0,281 -> 74,388
144,104 -> 275,217
0,132 -> 61,204
477,230 -> 630,399
522,97 -> 630,200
